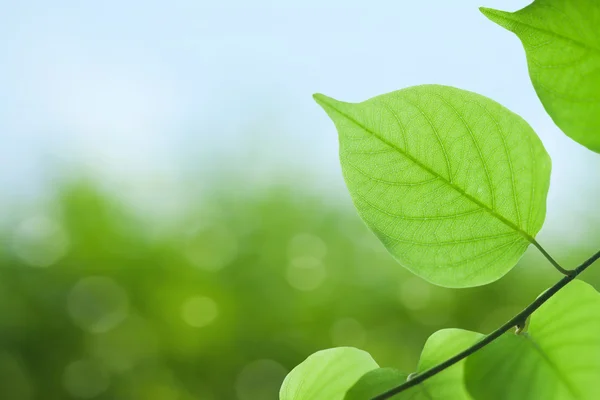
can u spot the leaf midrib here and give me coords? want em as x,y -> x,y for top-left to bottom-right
317,95 -> 535,244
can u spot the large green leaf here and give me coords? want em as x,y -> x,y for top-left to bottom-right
481,1 -> 600,153
345,329 -> 482,399
279,347 -> 378,400
465,280 -> 600,399
314,85 -> 551,288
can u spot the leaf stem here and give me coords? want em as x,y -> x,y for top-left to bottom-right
531,239 -> 574,276
372,249 -> 600,400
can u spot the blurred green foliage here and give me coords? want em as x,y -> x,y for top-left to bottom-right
1,180 -> 598,399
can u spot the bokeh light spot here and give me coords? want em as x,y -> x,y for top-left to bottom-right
181,296 -> 218,328
11,215 -> 69,267
287,233 -> 327,259
398,277 -> 432,310
185,225 -> 238,271
286,256 -> 326,291
67,276 -> 129,333
90,315 -> 158,373
63,359 -> 110,399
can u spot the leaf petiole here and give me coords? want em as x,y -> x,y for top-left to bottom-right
531,239 -> 574,276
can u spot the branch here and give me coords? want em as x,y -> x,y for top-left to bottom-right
372,249 -> 600,400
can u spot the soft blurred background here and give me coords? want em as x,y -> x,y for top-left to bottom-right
2,0 -> 600,399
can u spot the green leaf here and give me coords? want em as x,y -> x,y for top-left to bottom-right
465,280 -> 600,399
412,329 -> 482,399
279,347 -> 379,400
481,1 -> 600,153
345,368 -> 408,400
314,85 -> 551,288
345,329 -> 482,399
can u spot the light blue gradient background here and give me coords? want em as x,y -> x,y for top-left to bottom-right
2,0 -> 598,245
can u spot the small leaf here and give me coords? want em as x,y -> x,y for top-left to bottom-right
481,1 -> 600,153
315,85 -> 551,287
410,329 -> 482,399
345,368 -> 408,400
465,280 -> 600,399
280,347 -> 379,400
345,329 -> 483,399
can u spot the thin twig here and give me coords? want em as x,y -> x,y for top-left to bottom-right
372,249 -> 600,400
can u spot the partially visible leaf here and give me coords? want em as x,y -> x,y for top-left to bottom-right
279,347 -> 378,400
345,329 -> 483,399
413,329 -> 482,399
465,280 -> 600,399
345,368 -> 408,400
315,85 -> 551,288
481,1 -> 600,153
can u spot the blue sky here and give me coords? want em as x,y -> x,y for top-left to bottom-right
2,0 -> 599,244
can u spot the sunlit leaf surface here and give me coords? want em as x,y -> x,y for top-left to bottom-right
315,85 -> 551,287
280,347 -> 378,400
481,1 -> 600,153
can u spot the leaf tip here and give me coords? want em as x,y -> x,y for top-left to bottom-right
478,6 -> 495,16
479,6 -> 515,30
313,93 -> 334,108
313,93 -> 346,119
